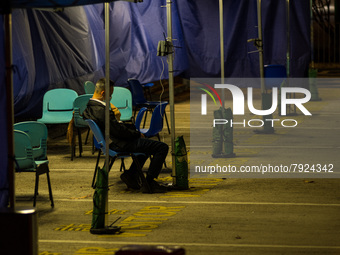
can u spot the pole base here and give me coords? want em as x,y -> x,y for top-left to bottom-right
90,226 -> 121,235
212,152 -> 236,158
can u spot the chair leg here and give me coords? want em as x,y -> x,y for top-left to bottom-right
108,157 -> 116,172
120,158 -> 126,172
85,128 -> 90,145
71,133 -> 75,161
35,163 -> 53,207
34,172 -> 39,207
92,150 -> 102,188
91,134 -> 95,155
143,110 -> 149,128
78,128 -> 82,157
164,111 -> 170,134
46,170 -> 54,208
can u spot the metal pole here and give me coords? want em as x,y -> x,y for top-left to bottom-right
219,0 -> 225,107
257,0 -> 265,92
104,2 -> 110,225
5,12 -> 15,209
286,0 -> 290,78
310,0 -> 315,68
166,0 -> 176,183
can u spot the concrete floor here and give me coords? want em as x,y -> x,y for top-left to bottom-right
13,83 -> 340,255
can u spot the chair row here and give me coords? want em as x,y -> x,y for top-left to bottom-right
36,78 -> 169,161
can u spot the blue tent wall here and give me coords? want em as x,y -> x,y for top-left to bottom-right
6,1 -> 188,119
4,0 -> 310,119
0,0 -> 310,208
177,0 -> 310,78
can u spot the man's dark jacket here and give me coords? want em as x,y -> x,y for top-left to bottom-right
83,99 -> 141,149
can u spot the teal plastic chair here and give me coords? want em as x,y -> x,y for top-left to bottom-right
14,121 -> 48,160
37,88 -> 78,124
71,94 -> 92,160
14,130 -> 54,207
84,81 -> 95,94
111,87 -> 133,122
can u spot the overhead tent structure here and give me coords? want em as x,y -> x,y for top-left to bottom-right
0,0 -> 311,208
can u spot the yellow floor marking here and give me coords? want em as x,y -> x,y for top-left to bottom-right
74,247 -> 118,254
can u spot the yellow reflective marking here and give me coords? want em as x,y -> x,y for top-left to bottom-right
85,209 -> 127,215
75,247 -> 118,254
39,252 -> 62,255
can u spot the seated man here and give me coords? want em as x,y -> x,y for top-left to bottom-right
83,78 -> 169,193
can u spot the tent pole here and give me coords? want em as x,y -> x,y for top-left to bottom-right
219,0 -> 225,107
256,0 -> 275,134
5,12 -> 15,209
286,0 -> 290,78
166,0 -> 176,183
104,2 -> 110,225
257,0 -> 265,91
310,0 -> 315,69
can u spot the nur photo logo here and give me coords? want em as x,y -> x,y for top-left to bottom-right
198,82 -> 312,128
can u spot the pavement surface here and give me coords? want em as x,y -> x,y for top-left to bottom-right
11,81 -> 340,255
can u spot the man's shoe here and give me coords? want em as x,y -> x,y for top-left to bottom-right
141,179 -> 167,193
120,172 -> 141,190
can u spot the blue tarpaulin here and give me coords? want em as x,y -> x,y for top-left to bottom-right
0,0 -> 311,208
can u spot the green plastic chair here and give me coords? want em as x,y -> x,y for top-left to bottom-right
84,81 -> 95,94
14,121 -> 48,160
111,87 -> 133,122
14,130 -> 54,208
71,94 -> 92,160
37,88 -> 78,124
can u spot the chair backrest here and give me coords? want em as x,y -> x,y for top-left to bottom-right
127,79 -> 147,105
135,102 -> 168,137
74,94 -> 92,127
264,65 -> 287,88
14,130 -> 36,171
38,88 -> 78,124
14,121 -> 48,160
85,119 -> 106,151
85,119 -> 120,157
84,81 -> 95,94
111,87 -> 133,122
